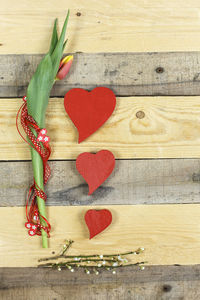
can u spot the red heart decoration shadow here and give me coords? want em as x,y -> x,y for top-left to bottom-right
64,87 -> 116,143
76,150 -> 115,195
85,209 -> 112,239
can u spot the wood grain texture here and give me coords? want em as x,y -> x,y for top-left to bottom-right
1,205 -> 200,267
1,265 -> 200,300
1,159 -> 200,206
2,52 -> 200,97
2,0 -> 200,53
4,96 -> 200,160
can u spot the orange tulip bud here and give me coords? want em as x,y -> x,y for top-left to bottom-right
56,55 -> 73,80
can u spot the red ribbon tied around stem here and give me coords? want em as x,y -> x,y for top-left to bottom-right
16,96 -> 51,237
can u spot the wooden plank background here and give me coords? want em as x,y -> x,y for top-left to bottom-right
1,266 -> 200,300
2,52 -> 200,97
1,205 -> 200,267
4,96 -> 200,160
2,0 -> 200,53
2,0 -> 200,299
1,159 -> 200,206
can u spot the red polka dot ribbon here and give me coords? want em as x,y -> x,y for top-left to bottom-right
16,96 -> 51,237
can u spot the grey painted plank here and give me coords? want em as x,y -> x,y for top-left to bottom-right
1,52 -> 200,97
1,265 -> 200,300
1,159 -> 200,206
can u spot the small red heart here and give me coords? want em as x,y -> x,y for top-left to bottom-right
64,87 -> 116,143
76,150 -> 115,195
85,209 -> 112,239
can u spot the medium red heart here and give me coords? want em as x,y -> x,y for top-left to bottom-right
85,209 -> 112,239
64,87 -> 116,143
76,150 -> 115,195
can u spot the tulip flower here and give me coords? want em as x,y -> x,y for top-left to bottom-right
56,55 -> 73,80
25,12 -> 70,248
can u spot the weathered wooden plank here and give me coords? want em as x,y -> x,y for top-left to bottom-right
1,265 -> 200,300
1,205 -> 200,267
3,96 -> 200,160
1,265 -> 200,287
1,159 -> 200,206
0,280 -> 199,300
2,52 -> 200,97
2,1 -> 200,54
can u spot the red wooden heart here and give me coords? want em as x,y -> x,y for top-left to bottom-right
76,150 -> 115,195
64,87 -> 116,143
85,209 -> 112,239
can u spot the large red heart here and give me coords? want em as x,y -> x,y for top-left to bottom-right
64,87 -> 116,143
85,209 -> 112,239
76,150 -> 115,195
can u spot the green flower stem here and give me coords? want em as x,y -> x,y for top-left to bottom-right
31,148 -> 48,248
